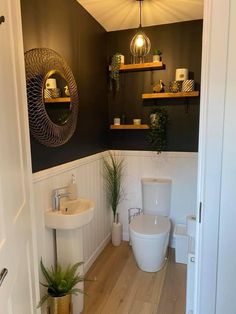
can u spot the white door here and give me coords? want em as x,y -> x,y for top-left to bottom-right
195,0 -> 236,313
0,0 -> 39,313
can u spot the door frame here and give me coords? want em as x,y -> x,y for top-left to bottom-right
194,0 -> 230,313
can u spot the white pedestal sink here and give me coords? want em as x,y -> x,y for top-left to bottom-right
44,198 -> 94,314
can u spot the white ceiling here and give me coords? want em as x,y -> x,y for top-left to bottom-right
78,0 -> 204,32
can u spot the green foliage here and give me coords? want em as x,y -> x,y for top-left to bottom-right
103,153 -> 124,221
147,107 -> 168,153
37,260 -> 85,308
110,53 -> 122,91
153,49 -> 162,55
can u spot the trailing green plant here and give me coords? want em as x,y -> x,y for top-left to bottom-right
146,107 -> 168,153
153,49 -> 162,55
37,259 -> 85,308
103,152 -> 124,222
110,53 -> 122,91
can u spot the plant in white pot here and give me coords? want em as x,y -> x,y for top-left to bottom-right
103,152 -> 124,246
152,49 -> 162,62
37,259 -> 85,314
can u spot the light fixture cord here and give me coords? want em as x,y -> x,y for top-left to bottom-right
139,0 -> 142,27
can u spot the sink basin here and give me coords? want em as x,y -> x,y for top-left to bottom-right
45,198 -> 94,230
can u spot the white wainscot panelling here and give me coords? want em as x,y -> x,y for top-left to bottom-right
117,151 -> 198,247
33,151 -> 111,283
32,148 -> 198,301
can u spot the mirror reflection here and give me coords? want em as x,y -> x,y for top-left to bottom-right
44,71 -> 72,126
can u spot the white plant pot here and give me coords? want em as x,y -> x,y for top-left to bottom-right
117,54 -> 125,64
112,222 -> 122,246
153,54 -> 161,62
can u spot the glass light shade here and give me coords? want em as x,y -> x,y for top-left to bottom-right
130,29 -> 151,58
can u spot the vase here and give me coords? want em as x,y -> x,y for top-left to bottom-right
48,295 -> 72,314
112,222 -> 122,246
153,54 -> 160,62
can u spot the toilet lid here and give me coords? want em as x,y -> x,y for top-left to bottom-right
130,214 -> 170,237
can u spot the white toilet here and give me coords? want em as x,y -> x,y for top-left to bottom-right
130,178 -> 171,272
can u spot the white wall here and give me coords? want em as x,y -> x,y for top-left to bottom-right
115,151 -> 198,246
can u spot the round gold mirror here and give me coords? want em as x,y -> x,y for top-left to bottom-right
25,48 -> 79,147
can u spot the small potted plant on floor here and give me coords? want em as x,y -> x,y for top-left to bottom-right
37,259 -> 85,314
103,152 -> 124,246
152,49 -> 162,62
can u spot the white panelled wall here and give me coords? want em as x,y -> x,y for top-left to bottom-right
33,150 -> 198,277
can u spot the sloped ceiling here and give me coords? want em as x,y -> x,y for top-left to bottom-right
77,0 -> 204,32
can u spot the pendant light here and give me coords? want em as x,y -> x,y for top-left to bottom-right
130,0 -> 151,62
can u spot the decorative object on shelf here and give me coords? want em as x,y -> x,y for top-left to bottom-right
24,48 -> 79,147
114,117 -> 121,125
44,88 -> 52,99
130,0 -> 151,64
147,107 -> 168,153
50,88 -> 61,98
37,259 -> 85,314
175,68 -> 189,81
152,49 -> 162,62
182,80 -> 195,92
153,80 -> 165,93
103,153 -> 124,246
64,85 -> 70,96
169,81 -> 182,93
133,118 -> 141,125
110,52 -> 122,91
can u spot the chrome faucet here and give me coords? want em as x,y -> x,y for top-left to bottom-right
52,186 -> 71,211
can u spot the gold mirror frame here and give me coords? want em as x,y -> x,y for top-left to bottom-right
25,48 -> 79,147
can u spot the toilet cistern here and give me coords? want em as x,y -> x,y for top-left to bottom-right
52,186 -> 71,211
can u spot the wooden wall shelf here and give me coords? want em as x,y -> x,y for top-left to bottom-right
110,124 -> 149,130
44,97 -> 71,103
142,91 -> 199,99
109,62 -> 164,73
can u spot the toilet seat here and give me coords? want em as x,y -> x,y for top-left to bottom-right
130,214 -> 170,238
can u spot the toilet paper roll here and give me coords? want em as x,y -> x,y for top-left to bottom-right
186,215 -> 196,237
45,78 -> 57,89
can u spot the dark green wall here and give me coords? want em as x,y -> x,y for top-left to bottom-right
107,20 -> 202,152
21,0 -> 109,172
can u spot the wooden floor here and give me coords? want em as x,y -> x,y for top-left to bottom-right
82,242 -> 186,314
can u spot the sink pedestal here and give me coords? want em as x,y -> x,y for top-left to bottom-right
56,228 -> 84,314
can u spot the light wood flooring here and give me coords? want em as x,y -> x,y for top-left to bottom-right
82,242 -> 186,314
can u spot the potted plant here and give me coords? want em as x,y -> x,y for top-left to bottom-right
152,49 -> 162,62
37,259 -> 85,314
147,107 -> 168,153
103,152 -> 124,246
110,52 -> 123,91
